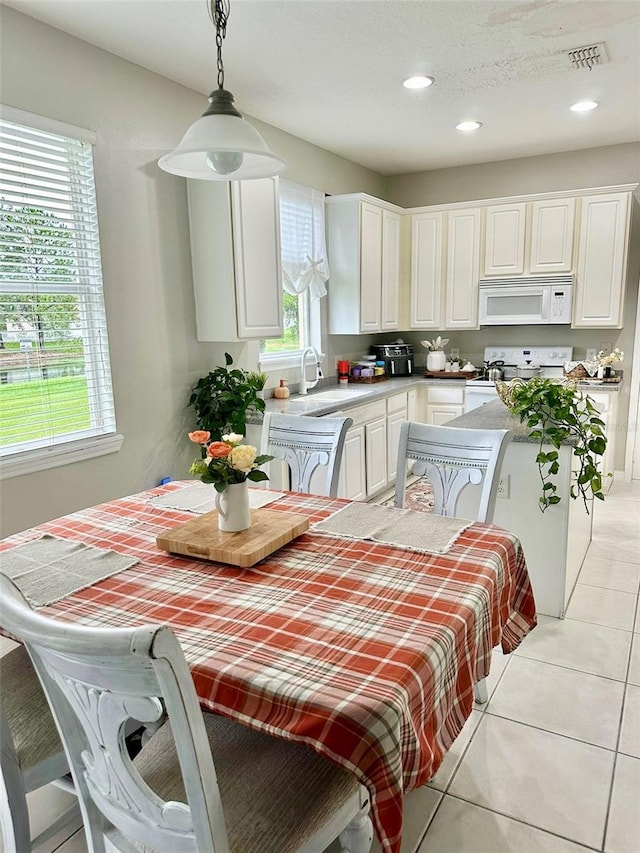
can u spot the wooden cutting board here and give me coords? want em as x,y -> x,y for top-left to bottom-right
156,509 -> 310,568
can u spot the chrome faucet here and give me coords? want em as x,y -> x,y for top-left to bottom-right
299,346 -> 322,395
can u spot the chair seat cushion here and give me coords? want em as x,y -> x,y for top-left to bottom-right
0,645 -> 64,771
134,712 -> 361,853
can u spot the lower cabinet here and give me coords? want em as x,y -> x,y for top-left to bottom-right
339,396 -> 417,500
386,393 -> 408,482
340,424 -> 366,501
425,385 -> 465,425
586,389 -> 619,492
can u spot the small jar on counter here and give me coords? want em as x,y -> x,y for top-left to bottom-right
351,365 -> 361,377
273,379 -> 290,399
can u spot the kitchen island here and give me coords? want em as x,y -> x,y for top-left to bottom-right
447,399 -> 592,618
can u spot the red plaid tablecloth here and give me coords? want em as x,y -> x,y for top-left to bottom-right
1,483 -> 536,853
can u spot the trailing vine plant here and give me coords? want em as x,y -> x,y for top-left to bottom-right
506,378 -> 607,513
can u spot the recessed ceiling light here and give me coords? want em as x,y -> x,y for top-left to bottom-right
403,76 -> 434,90
456,120 -> 483,131
570,100 -> 599,112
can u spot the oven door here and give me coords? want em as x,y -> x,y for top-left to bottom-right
479,284 -> 551,325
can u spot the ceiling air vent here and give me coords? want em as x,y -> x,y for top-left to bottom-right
565,43 -> 609,71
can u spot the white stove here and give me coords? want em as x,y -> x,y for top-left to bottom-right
464,346 -> 573,411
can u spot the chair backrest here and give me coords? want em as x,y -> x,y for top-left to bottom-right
394,422 -> 513,523
0,575 -> 229,853
261,413 -> 353,497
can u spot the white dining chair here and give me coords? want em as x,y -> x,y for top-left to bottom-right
0,574 -> 373,853
394,422 -> 513,705
1,644 -> 80,853
394,422 -> 513,524
261,413 -> 353,497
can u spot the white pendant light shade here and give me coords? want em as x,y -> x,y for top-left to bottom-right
159,111 -> 287,180
158,2 -> 286,181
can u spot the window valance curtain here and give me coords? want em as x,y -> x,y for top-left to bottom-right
279,179 -> 329,301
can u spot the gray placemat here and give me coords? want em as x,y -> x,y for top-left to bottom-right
313,503 -> 473,555
1,535 -> 139,607
148,483 -> 285,514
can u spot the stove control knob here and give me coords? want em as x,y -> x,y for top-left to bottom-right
550,351 -> 557,358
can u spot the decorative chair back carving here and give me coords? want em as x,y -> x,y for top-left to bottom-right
261,413 -> 353,497
394,422 -> 513,523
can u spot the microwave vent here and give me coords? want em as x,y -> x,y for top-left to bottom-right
479,275 -> 574,288
564,43 -> 609,71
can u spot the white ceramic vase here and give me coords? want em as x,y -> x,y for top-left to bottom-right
214,481 -> 251,532
427,350 -> 447,372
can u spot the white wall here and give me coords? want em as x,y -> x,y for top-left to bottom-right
0,7 -> 386,536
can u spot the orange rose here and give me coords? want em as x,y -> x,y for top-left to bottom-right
207,441 -> 232,459
188,430 -> 210,444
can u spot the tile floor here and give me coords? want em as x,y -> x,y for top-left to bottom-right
2,481 -> 639,853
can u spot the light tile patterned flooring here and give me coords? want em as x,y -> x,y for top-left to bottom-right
3,482 -> 639,853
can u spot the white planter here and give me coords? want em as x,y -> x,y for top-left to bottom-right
427,351 -> 447,372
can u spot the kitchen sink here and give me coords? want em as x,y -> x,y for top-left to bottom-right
301,387 -> 374,402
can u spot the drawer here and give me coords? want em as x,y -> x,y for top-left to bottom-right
427,386 -> 465,405
386,392 -> 408,414
347,400 -> 387,428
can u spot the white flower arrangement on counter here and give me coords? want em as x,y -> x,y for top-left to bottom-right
420,336 -> 449,351
597,347 -> 624,367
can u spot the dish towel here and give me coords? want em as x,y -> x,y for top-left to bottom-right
313,502 -> 473,555
148,483 -> 285,514
1,535 -> 139,607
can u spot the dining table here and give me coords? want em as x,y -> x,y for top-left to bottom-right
0,481 -> 537,853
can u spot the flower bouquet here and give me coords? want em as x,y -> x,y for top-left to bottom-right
188,431 -> 273,492
597,347 -> 624,367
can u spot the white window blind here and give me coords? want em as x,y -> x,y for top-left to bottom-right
0,113 -> 117,467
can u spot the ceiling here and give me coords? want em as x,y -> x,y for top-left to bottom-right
3,0 -> 640,175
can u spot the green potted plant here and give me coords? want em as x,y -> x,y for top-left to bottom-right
245,370 -> 268,400
189,353 -> 266,441
503,377 -> 607,513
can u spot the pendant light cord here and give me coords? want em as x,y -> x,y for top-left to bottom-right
209,0 -> 231,90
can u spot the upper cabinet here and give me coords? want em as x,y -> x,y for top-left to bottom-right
187,178 -> 283,341
529,198 -> 576,274
484,203 -> 526,276
410,207 -> 480,330
326,194 -> 402,334
483,198 -> 576,277
573,192 -> 631,329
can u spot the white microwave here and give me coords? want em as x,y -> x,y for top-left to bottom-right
479,276 -> 573,326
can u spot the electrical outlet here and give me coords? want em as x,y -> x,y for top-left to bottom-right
586,348 -> 597,362
497,475 -> 510,499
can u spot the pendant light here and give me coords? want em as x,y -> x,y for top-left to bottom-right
158,0 -> 286,180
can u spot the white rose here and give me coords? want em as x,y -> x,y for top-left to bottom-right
230,444 -> 257,472
222,433 -> 244,445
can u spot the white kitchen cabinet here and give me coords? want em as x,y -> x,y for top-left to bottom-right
484,202 -> 526,276
365,416 -> 388,496
410,207 -> 480,331
529,197 -> 576,273
586,389 -> 620,491
326,194 -> 402,334
386,393 -> 408,482
425,385 -> 465,425
573,192 -> 631,329
338,423 -> 367,501
187,178 -> 283,341
445,208 -> 481,329
410,211 -> 443,329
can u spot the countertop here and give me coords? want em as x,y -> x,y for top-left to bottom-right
247,375 -> 622,426
447,398 -> 574,445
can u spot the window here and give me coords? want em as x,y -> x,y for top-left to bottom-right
259,180 -> 328,369
0,107 -> 120,478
